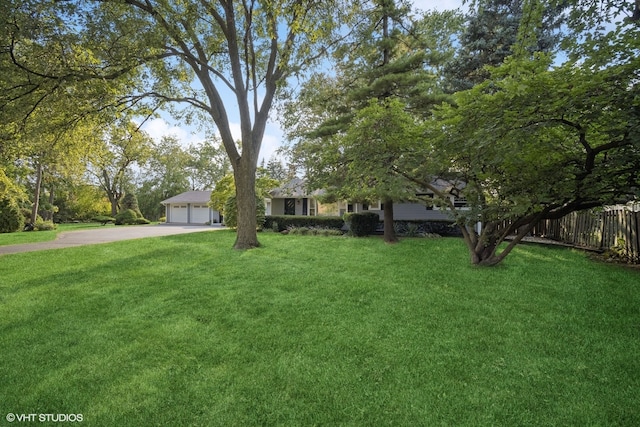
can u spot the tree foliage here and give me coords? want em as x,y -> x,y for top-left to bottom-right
443,0 -> 565,91
88,121 -> 153,216
284,3 -> 460,243
410,53 -> 640,265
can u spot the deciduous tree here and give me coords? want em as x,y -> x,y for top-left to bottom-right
3,0 -> 360,249
409,53 -> 640,266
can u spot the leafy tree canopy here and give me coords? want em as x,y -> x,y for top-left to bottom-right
409,52 -> 639,265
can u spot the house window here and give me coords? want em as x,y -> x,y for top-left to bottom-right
454,197 -> 467,208
347,203 -> 354,213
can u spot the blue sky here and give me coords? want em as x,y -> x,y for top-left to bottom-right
140,0 -> 465,163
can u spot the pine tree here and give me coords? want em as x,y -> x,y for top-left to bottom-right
443,0 -> 565,92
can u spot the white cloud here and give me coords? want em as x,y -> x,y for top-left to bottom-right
259,123 -> 285,164
139,117 -> 205,147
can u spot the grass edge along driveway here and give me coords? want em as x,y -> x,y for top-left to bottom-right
1,231 -> 639,426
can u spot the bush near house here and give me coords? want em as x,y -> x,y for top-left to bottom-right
265,215 -> 344,232
115,209 -> 139,225
392,220 -> 462,237
346,212 -> 380,237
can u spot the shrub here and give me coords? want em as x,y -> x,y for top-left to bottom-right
264,215 -> 344,231
115,209 -> 139,225
122,193 -> 143,218
0,198 -> 24,233
34,220 -> 57,231
93,215 -> 116,225
286,226 -> 344,236
348,212 -> 380,237
135,218 -> 151,225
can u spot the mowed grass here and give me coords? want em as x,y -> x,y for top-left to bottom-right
1,231 -> 639,426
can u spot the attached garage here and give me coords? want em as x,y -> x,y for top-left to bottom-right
161,191 -> 220,225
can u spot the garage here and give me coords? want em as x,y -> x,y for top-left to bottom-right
161,191 -> 220,224
191,205 -> 211,224
170,205 -> 188,223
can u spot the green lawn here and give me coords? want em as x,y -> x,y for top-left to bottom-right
1,231 -> 639,426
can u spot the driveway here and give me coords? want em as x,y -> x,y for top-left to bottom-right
0,224 -> 225,255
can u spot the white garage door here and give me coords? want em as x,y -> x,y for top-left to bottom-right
191,205 -> 210,224
171,205 -> 188,223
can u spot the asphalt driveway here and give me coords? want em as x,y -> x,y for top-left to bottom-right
0,224 -> 224,255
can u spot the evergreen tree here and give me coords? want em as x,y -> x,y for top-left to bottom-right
285,2 -> 459,243
443,0 -> 565,92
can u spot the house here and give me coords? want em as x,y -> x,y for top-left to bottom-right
161,191 -> 220,224
266,178 -> 467,221
265,178 -> 326,216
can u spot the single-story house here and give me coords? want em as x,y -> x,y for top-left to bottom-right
266,178 -> 467,221
265,178 -> 326,216
161,191 -> 220,224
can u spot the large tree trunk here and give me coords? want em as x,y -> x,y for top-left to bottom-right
383,199 -> 398,244
30,162 -> 43,225
462,220 -> 539,266
102,169 -> 119,216
233,156 -> 260,249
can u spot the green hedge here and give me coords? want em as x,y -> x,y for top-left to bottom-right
265,215 -> 344,232
347,212 -> 380,237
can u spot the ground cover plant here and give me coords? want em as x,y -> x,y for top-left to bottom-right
1,231 -> 639,426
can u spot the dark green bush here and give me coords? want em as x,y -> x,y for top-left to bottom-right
265,215 -> 344,231
92,215 -> 115,225
348,212 -> 380,237
135,218 -> 151,225
0,198 -> 24,233
115,209 -> 139,225
122,193 -> 143,218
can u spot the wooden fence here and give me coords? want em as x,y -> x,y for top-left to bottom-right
532,207 -> 640,263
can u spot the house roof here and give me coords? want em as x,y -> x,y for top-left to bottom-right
161,190 -> 212,205
269,178 -> 324,198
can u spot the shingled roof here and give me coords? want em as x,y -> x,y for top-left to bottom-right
161,191 -> 212,205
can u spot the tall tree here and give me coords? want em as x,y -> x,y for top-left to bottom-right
443,0 -> 565,92
186,139 -> 231,191
88,121 -> 153,216
3,0 -> 359,249
284,4 -> 460,243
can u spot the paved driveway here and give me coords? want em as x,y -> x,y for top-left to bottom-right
0,224 -> 224,255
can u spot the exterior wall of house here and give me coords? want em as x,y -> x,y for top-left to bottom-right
268,198 -> 318,216
266,197 -> 461,221
164,203 -> 220,224
270,198 -> 285,215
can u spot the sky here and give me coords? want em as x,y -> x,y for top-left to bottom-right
140,0 -> 465,164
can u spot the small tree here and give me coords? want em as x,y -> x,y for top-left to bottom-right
121,193 -> 143,218
411,54 -> 640,266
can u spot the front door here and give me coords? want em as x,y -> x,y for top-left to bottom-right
284,198 -> 296,215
